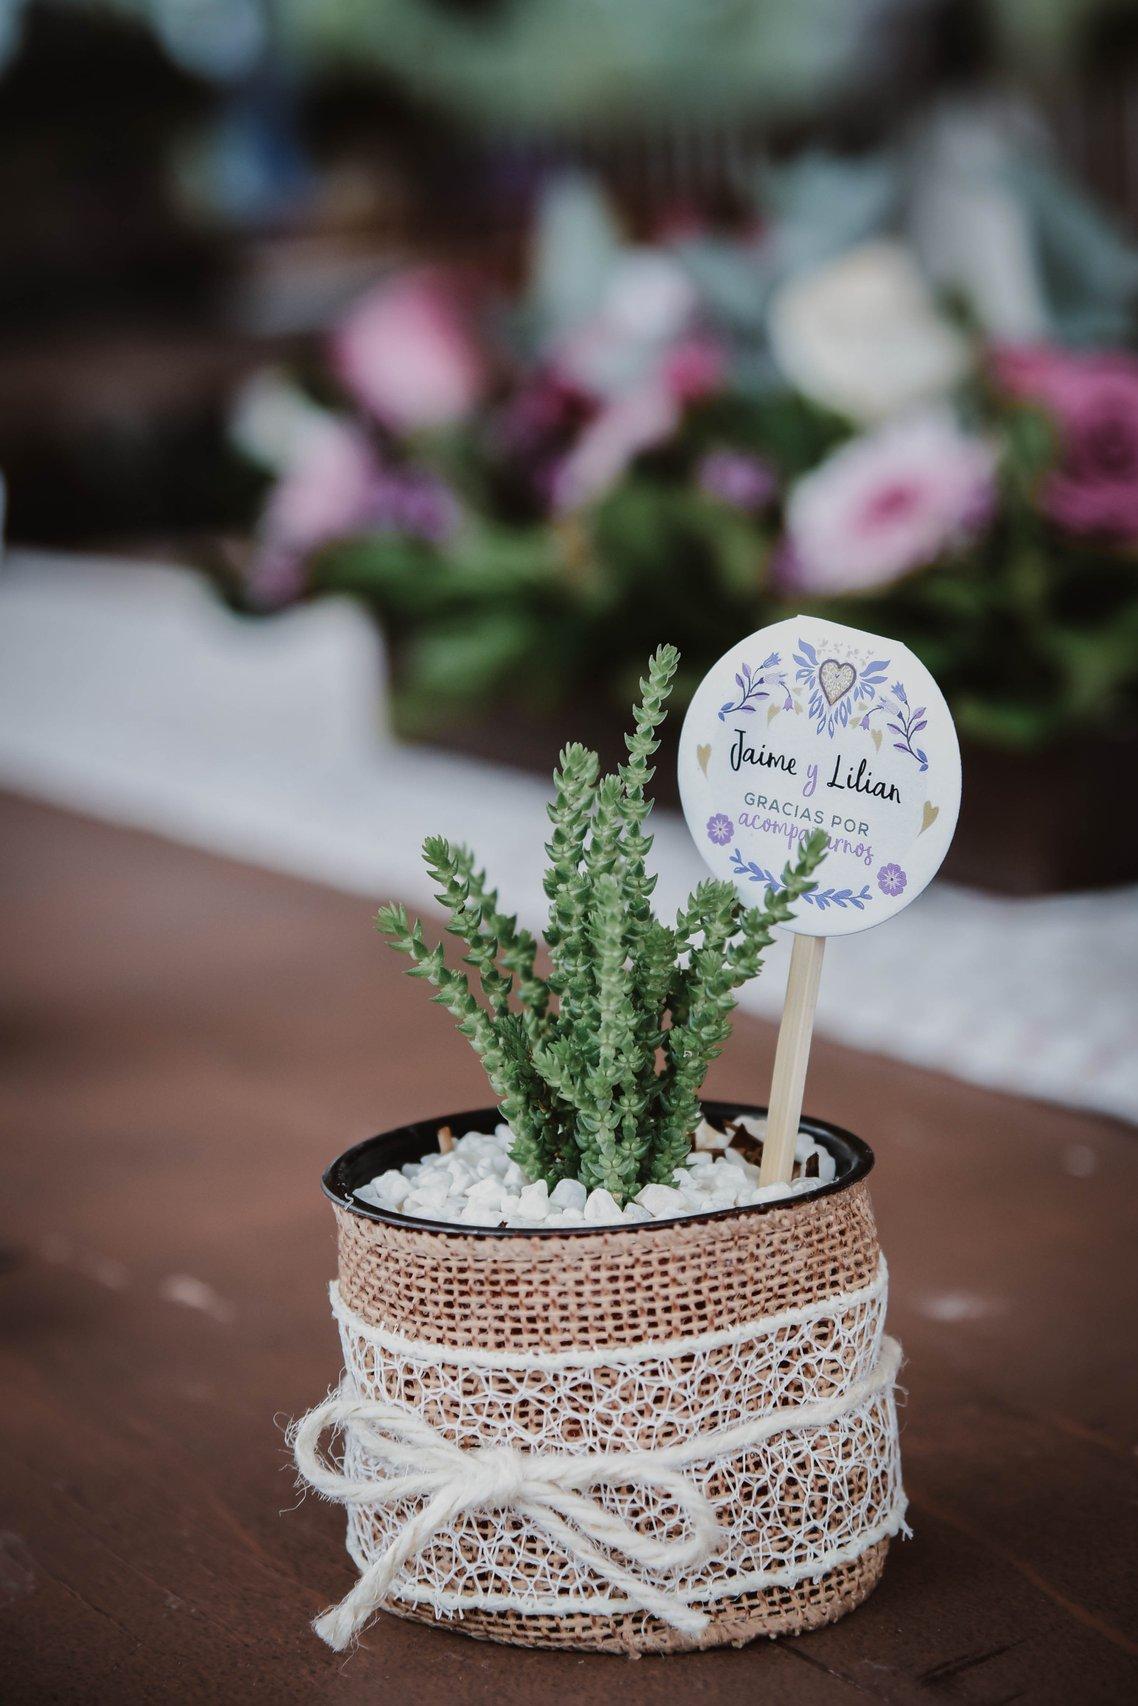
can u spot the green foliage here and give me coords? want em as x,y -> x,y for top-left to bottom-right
377,646 -> 827,1202
294,375 -> 1138,758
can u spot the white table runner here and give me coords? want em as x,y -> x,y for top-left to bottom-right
2,549 -> 1135,1125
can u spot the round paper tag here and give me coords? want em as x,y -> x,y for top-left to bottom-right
677,615 -> 961,937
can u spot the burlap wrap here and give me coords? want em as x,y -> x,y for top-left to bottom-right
326,1168 -> 900,1654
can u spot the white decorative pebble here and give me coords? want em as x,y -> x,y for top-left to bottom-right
753,1182 -> 792,1204
414,1179 -> 450,1203
694,1118 -> 729,1150
374,1169 -> 411,1207
460,1199 -> 503,1225
702,1191 -> 739,1212
516,1181 -> 550,1220
584,1188 -> 623,1224
358,1124 -> 837,1230
635,1182 -> 688,1216
549,1178 -> 587,1211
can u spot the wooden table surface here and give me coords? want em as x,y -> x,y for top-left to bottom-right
1,792 -> 1135,1704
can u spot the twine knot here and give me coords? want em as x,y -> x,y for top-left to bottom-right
462,1441 -> 532,1508
292,1388 -> 725,1648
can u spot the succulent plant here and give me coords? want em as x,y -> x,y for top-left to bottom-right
378,645 -> 826,1202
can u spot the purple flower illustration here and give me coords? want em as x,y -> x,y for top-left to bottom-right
706,813 -> 735,847
877,863 -> 907,897
697,449 -> 777,513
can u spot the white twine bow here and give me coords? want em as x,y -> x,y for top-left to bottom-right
293,1390 -> 722,1646
292,1334 -> 901,1650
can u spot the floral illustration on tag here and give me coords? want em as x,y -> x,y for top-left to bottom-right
876,863 -> 908,897
879,682 -> 929,772
706,813 -> 735,846
791,637 -> 929,772
794,636 -> 888,736
730,848 -> 873,911
717,652 -> 792,721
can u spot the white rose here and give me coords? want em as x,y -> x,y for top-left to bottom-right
768,241 -> 970,424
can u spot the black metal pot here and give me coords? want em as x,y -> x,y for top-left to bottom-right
323,1100 -> 874,1238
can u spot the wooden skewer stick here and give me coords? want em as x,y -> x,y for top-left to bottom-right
759,934 -> 826,1187
438,1124 -> 454,1155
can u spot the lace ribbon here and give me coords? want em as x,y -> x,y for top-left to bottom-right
293,1335 -> 902,1648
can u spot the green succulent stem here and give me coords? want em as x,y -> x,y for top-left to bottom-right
377,649 -> 827,1204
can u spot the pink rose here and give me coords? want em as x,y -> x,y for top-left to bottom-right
331,269 -> 488,434
994,344 -> 1138,539
782,412 -> 996,593
247,418 -> 383,607
549,384 -> 679,512
262,419 -> 380,550
660,335 -> 725,403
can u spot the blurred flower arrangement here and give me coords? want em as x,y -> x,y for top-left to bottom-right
232,163 -> 1138,757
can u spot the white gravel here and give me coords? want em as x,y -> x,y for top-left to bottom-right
353,1116 -> 839,1230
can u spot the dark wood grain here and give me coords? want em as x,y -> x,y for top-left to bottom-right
1,792 -> 1135,1704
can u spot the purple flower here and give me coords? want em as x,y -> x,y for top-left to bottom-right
877,863 -> 907,897
368,466 -> 461,544
697,449 -> 777,513
994,343 -> 1138,540
246,419 -> 461,609
706,813 -> 734,847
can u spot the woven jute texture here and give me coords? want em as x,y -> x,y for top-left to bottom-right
330,1174 -> 896,1654
380,1538 -> 890,1655
335,1179 -> 880,1352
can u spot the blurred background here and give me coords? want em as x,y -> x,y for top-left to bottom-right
2,0 -> 1138,1116
4,19 -> 1137,1693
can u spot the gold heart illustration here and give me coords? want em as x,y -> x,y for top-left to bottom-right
819,658 -> 857,706
871,728 -> 882,752
696,743 -> 711,775
920,800 -> 939,835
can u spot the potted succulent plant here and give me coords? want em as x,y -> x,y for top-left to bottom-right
292,646 -> 906,1655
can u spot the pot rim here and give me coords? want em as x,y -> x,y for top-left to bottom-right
322,1099 -> 874,1239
